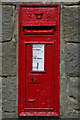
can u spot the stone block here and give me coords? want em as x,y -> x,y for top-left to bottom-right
62,6 -> 79,42
2,77 -> 16,113
69,77 -> 79,87
68,97 -> 79,112
66,77 -> 79,115
69,77 -> 79,101
69,89 -> 78,103
64,112 -> 78,118
60,77 -> 69,116
2,100 -> 16,113
2,112 -> 16,118
0,43 -> 2,57
0,109 -> 2,120
0,77 -> 2,85
65,43 -> 80,76
2,41 -> 16,76
78,85 -> 80,102
2,6 -> 13,42
0,57 -> 2,76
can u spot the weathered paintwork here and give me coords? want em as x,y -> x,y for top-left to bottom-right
18,4 -> 60,116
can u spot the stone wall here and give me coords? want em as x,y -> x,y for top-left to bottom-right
60,5 -> 80,118
1,1 -> 80,119
2,4 -> 17,118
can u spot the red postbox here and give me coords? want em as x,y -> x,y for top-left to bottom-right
18,4 -> 60,116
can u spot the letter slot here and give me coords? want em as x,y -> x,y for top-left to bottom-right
23,26 -> 56,35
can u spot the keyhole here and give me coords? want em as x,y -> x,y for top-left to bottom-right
31,78 -> 34,83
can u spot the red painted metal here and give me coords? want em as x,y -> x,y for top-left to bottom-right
18,4 -> 60,116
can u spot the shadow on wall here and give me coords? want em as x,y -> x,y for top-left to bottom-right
18,116 -> 59,120
1,116 -> 60,120
2,117 -> 80,120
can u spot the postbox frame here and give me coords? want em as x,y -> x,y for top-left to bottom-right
18,4 -> 60,117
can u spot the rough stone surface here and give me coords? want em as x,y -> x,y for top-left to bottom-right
2,112 -> 16,118
2,41 -> 16,76
65,43 -> 80,76
69,77 -> 78,87
68,76 -> 79,113
69,77 -> 78,101
64,112 -> 78,118
1,0 -> 80,3
61,77 -> 79,118
0,43 -> 2,56
60,76 -> 69,117
62,6 -> 79,42
60,4 -> 80,119
2,77 -> 16,114
2,6 -> 13,42
60,5 -> 69,117
0,57 -> 2,76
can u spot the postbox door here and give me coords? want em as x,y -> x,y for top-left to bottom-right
18,4 -> 60,116
25,43 -> 55,110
